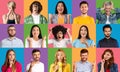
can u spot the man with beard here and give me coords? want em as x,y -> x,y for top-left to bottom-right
0,25 -> 24,48
26,49 -> 44,72
97,25 -> 119,48
73,1 -> 95,24
73,49 -> 94,72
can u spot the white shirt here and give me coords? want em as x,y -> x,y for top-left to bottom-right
26,62 -> 44,72
48,38 -> 72,48
106,16 -> 110,24
25,38 -> 46,48
32,14 -> 40,24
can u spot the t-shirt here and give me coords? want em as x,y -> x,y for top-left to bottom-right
26,62 -> 44,72
32,14 -> 40,24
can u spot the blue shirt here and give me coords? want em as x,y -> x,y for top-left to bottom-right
72,39 -> 95,48
0,37 -> 24,48
76,61 -> 92,72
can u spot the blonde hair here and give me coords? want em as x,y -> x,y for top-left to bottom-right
53,49 -> 67,71
104,1 -> 112,6
8,1 -> 16,9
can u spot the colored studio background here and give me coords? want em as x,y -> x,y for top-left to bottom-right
72,24 -> 96,48
24,48 -> 48,72
0,24 -> 24,42
72,48 -> 96,71
24,24 -> 48,48
0,48 -> 24,72
96,48 -> 120,71
0,0 -> 24,24
96,24 -> 120,48
72,0 -> 96,23
48,24 -> 72,48
48,48 -> 72,72
96,0 -> 120,24
24,0 -> 48,20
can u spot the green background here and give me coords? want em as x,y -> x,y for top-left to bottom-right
96,0 -> 120,24
48,48 -> 72,72
24,24 -> 48,48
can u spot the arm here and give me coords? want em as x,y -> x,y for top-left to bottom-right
41,36 -> 46,48
67,14 -> 70,24
73,62 -> 76,72
66,28 -> 72,44
2,14 -> 8,24
2,65 -> 12,72
17,63 -> 22,72
19,40 -> 24,48
114,64 -> 118,72
49,14 -> 53,24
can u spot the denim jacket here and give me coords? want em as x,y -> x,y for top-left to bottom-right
96,8 -> 120,24
98,62 -> 118,72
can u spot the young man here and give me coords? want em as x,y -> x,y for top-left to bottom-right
73,1 -> 95,24
26,49 -> 44,72
0,25 -> 24,48
97,25 -> 119,48
73,49 -> 94,72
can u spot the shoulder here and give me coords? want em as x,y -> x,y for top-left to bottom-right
73,39 -> 79,42
88,16 -> 94,20
73,16 -> 81,20
50,63 -> 55,67
15,37 -> 23,41
2,14 -> 7,19
39,62 -> 44,66
16,61 -> 22,67
40,14 -> 47,19
16,14 -> 20,18
110,37 -> 117,41
25,15 -> 32,20
1,38 -> 8,42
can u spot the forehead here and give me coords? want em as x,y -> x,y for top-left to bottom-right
105,52 -> 111,55
8,26 -> 15,29
33,52 -> 40,55
105,5 -> 111,8
9,51 -> 15,54
104,28 -> 111,31
80,4 -> 88,7
81,52 -> 88,55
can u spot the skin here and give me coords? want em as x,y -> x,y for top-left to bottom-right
8,27 -> 16,39
8,51 -> 15,67
104,28 -> 111,39
80,4 -> 88,16
32,4 -> 39,15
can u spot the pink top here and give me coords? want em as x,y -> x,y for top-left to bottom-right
2,61 -> 22,72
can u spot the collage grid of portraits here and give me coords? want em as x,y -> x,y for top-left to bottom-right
0,0 -> 120,72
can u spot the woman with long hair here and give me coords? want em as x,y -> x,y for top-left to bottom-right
25,25 -> 46,48
72,25 -> 95,48
2,49 -> 22,72
98,49 -> 118,72
50,49 -> 70,72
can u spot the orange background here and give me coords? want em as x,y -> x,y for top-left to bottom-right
24,0 -> 48,20
72,24 -> 96,48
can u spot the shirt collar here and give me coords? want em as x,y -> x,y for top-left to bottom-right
80,60 -> 88,64
7,37 -> 17,40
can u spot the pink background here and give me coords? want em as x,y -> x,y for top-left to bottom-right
96,48 -> 120,71
0,0 -> 24,24
48,24 -> 72,48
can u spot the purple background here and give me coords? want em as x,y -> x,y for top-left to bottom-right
24,48 -> 48,72
72,0 -> 96,22
0,24 -> 24,41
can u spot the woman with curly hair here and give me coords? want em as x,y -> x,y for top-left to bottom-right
48,25 -> 72,48
49,49 -> 70,72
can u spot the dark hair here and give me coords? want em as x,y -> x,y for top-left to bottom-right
77,25 -> 90,39
103,25 -> 112,31
7,25 -> 15,30
32,49 -> 41,54
55,1 -> 67,14
30,1 -> 42,13
80,49 -> 88,54
102,49 -> 114,69
52,25 -> 67,39
30,25 -> 42,39
79,1 -> 89,7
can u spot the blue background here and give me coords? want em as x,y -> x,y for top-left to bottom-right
0,48 -> 24,72
96,24 -> 120,48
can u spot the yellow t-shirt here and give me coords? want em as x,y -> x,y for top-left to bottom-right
58,17 -> 64,24
73,16 -> 95,24
49,63 -> 70,72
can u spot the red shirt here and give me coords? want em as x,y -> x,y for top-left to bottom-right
106,69 -> 110,72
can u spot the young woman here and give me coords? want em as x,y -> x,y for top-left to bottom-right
2,1 -> 20,24
50,49 -> 70,72
72,25 -> 95,48
98,49 -> 118,72
49,1 -> 70,24
2,49 -> 22,72
25,25 -> 46,48
48,25 -> 72,48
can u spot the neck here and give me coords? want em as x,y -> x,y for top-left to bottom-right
81,37 -> 86,40
32,12 -> 39,15
106,12 -> 111,16
33,37 -> 39,41
106,36 -> 110,39
81,13 -> 88,16
33,60 -> 39,63
9,36 -> 15,40
81,60 -> 87,63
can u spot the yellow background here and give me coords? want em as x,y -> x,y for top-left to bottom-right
72,24 -> 96,48
24,0 -> 48,20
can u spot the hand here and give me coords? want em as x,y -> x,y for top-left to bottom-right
9,60 -> 14,67
67,28 -> 70,33
101,59 -> 105,65
27,36 -> 32,43
12,12 -> 17,19
43,36 -> 46,40
54,65 -> 59,72
30,61 -> 35,67
110,1 -> 114,10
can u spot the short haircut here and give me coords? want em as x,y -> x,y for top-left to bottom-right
103,25 -> 112,31
80,49 -> 88,54
7,25 -> 15,30
29,1 -> 42,13
79,1 -> 89,7
32,49 -> 41,54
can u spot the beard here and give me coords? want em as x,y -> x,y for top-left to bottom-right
105,34 -> 111,38
9,34 -> 16,37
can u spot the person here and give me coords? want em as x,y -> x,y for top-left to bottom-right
72,25 -> 95,48
73,1 -> 95,24
25,25 -> 46,48
97,25 -> 119,48
24,1 -> 47,24
26,49 -> 44,72
49,1 -> 70,24
49,49 -> 70,72
2,1 -> 20,24
73,49 -> 95,72
48,25 -> 72,48
98,49 -> 118,72
1,49 -> 22,72
0,25 -> 24,48
96,1 -> 120,24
